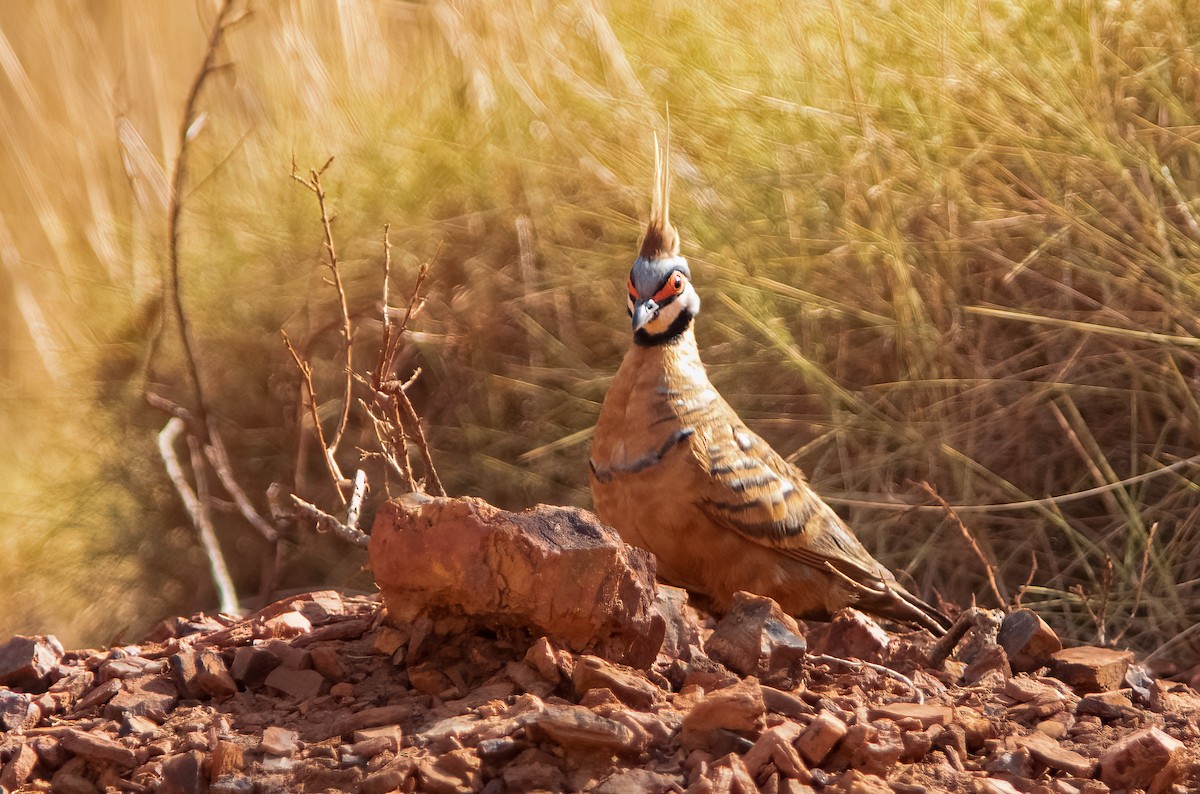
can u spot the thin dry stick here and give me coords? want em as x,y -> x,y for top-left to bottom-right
810,654 -> 923,704
374,224 -> 394,393
282,329 -> 348,501
204,430 -> 278,542
1114,522 -> 1159,645
151,0 -> 242,435
920,482 -> 1008,607
1014,551 -> 1039,608
291,157 -> 354,454
394,388 -> 446,497
159,418 -> 239,614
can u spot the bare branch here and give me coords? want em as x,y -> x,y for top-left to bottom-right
292,161 -> 353,453
204,430 -> 279,542
287,493 -> 369,548
159,418 -> 240,614
282,329 -> 348,501
346,469 -> 368,530
148,0 -> 241,435
389,384 -> 446,497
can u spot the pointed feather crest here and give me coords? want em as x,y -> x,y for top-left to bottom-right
638,130 -> 679,261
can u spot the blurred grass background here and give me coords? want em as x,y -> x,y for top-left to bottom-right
2,0 -> 1200,666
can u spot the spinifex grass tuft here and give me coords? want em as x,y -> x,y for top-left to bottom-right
1,0 -> 1199,661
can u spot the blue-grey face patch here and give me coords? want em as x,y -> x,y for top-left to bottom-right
630,256 -> 690,299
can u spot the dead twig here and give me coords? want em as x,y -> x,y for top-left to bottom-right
147,0 -> 243,435
159,418 -> 239,614
1114,522 -> 1158,645
287,493 -> 370,549
282,329 -> 348,500
920,481 -> 1008,607
204,430 -> 278,542
810,654 -> 924,704
291,157 -> 354,457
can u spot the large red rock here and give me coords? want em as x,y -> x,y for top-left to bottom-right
370,495 -> 663,667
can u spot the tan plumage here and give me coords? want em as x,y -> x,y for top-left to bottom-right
590,135 -> 950,636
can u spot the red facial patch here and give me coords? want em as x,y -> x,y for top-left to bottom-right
652,271 -> 685,303
627,277 -> 637,300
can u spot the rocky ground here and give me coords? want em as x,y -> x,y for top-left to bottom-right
2,496 -> 1199,793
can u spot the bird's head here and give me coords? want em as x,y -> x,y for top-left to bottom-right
627,133 -> 700,346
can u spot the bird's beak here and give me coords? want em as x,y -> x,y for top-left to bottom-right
631,300 -> 658,332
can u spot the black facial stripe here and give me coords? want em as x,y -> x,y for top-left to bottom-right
633,305 -> 694,347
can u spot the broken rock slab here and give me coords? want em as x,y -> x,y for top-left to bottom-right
0,634 -> 63,692
370,495 -> 664,667
1050,647 -> 1134,694
997,609 -> 1062,673
1099,726 -> 1184,791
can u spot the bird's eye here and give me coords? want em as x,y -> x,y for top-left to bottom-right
651,270 -> 685,303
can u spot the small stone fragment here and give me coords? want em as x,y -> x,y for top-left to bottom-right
0,742 -> 37,790
680,678 -> 766,752
195,649 -> 238,699
743,723 -> 809,781
159,750 -> 206,794
704,591 -> 807,686
1050,647 -> 1134,694
571,655 -> 662,709
1019,731 -> 1097,777
230,645 -> 281,686
1077,690 -> 1135,721
797,711 -> 848,766
818,609 -> 890,662
264,610 -> 313,638
119,713 -> 160,739
260,726 -> 301,756
104,674 -> 178,722
61,728 -> 137,767
310,645 -> 348,682
0,634 -> 63,691
352,724 -> 404,745
1098,727 -> 1184,791
655,585 -> 704,662
594,768 -> 682,794
210,775 -> 255,794
350,735 -> 398,758
420,747 -> 482,794
0,689 -> 40,732
998,610 -> 1062,673
526,704 -> 644,755
263,666 -> 324,700
525,636 -> 566,683
964,643 -> 1011,685
168,650 -> 203,699
331,704 -> 417,738
210,740 -> 244,780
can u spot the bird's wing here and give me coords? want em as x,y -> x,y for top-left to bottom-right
695,419 -> 894,592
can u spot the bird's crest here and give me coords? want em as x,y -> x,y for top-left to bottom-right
638,131 -> 679,261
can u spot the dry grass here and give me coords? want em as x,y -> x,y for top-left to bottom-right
2,0 -> 1199,663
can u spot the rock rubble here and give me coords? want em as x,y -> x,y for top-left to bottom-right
0,497 -> 1198,793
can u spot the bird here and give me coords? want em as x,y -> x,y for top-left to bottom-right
589,135 -> 952,637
